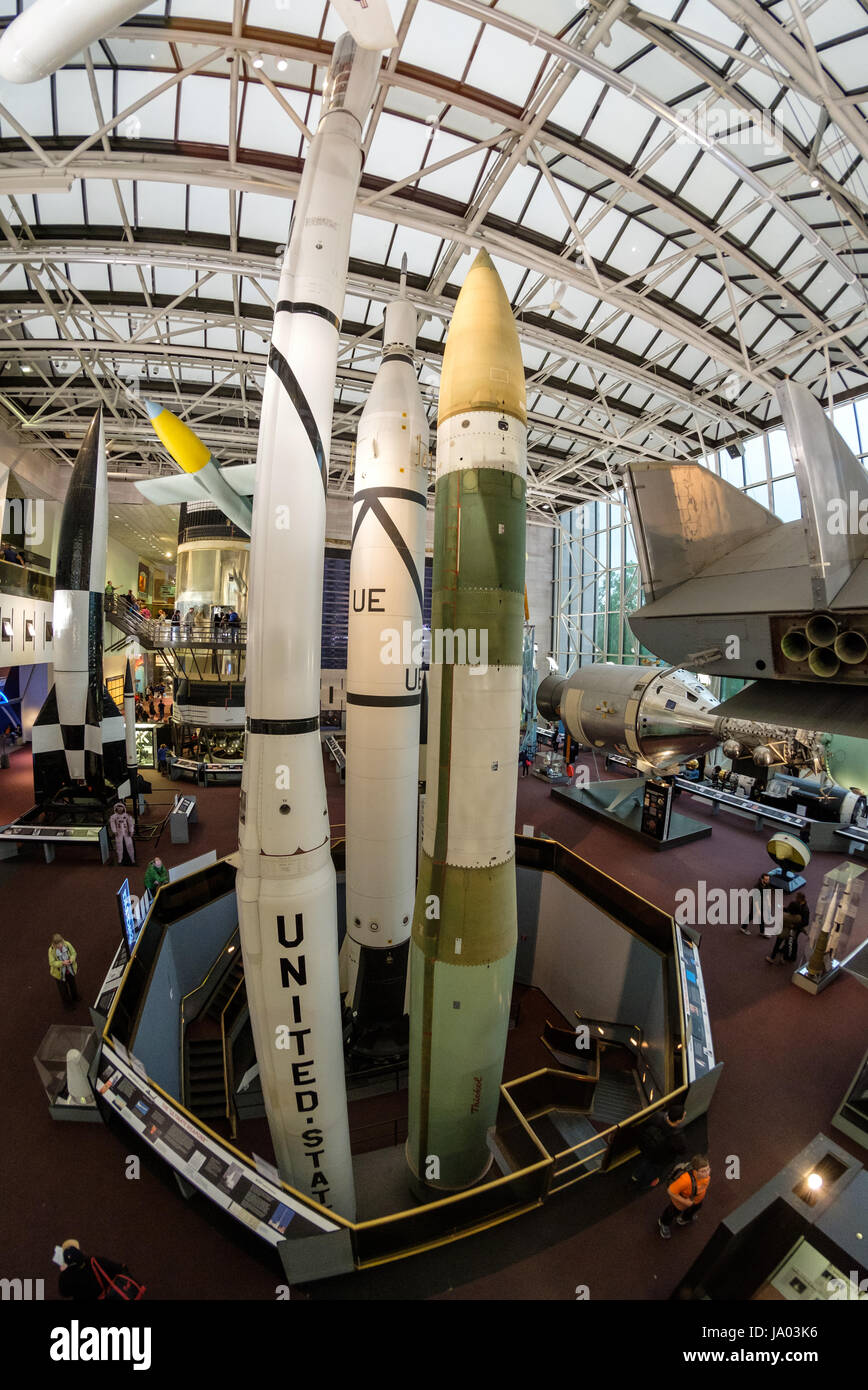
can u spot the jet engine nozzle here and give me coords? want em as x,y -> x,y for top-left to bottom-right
805,612 -> 838,648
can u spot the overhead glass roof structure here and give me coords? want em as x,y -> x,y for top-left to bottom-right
1,0 -> 866,528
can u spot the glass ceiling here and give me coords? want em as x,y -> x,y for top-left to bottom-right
0,0 -> 866,525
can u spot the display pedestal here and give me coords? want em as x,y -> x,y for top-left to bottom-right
551,777 -> 712,850
791,962 -> 844,995
791,861 -> 865,996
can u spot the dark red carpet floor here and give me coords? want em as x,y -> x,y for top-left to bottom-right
0,744 -> 865,1300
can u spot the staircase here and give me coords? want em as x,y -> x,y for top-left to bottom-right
590,1070 -> 644,1126
204,957 -> 244,1021
185,1038 -> 228,1121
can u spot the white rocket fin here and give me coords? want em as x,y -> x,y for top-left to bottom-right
135,474 -> 202,506
219,464 -> 256,496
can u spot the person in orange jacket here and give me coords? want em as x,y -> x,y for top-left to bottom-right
658,1155 -> 711,1238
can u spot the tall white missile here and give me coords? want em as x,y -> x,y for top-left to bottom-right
0,0 -> 147,83
341,264 -> 430,1046
235,34 -> 381,1222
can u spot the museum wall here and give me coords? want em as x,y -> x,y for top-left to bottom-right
134,931 -> 182,1097
531,873 -> 667,1073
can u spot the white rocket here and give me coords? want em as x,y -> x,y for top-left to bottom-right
235,34 -> 381,1222
0,1 -> 148,83
341,265 -> 430,1043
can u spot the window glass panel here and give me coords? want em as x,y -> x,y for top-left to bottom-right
832,403 -> 860,453
768,428 -> 793,477
743,435 -> 766,486
772,476 -> 802,522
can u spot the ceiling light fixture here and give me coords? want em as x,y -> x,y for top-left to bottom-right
276,57 -> 288,72
251,53 -> 265,69
810,177 -> 820,189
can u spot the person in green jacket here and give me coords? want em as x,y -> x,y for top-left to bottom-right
144,857 -> 170,896
49,934 -> 78,1008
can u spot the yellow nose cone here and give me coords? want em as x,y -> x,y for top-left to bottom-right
147,402 -> 211,475
438,249 -> 527,427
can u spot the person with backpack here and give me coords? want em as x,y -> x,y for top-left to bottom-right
658,1155 -> 711,1238
630,1102 -> 687,1190
766,892 -> 810,964
57,1239 -> 144,1300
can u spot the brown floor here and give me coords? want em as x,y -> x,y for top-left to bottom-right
0,743 -> 865,1300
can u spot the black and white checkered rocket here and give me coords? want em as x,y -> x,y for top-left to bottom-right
32,409 -> 129,804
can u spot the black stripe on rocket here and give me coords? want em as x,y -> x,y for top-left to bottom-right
268,345 -> 328,491
350,486 -> 427,616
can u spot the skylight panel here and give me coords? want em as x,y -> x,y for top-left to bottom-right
55,70 -> 114,136
32,186 -> 85,224
106,39 -> 175,69
549,73 -> 606,138
137,180 -> 186,230
679,157 -> 739,218
170,0 -> 235,19
116,72 -> 177,140
805,0 -> 866,45
240,83 -> 306,158
342,294 -> 373,325
349,214 -> 392,264
495,0 -> 578,32
417,133 -> 487,202
488,256 -> 525,301
749,212 -> 796,266
678,0 -> 744,61
239,191 -> 291,242
179,75 -> 229,145
386,223 -> 441,277
752,318 -> 791,354
107,265 -> 145,293
674,261 -> 722,315
581,208 -> 626,260
0,77 -> 52,137
82,178 -> 133,224
22,314 -> 60,341
641,137 -> 698,192
621,48 -> 699,104
400,0 -> 480,81
616,319 -> 659,356
464,25 -> 545,106
245,0 -> 326,31
820,37 -> 865,90
520,176 -> 573,241
734,68 -> 784,110
153,266 -> 201,295
596,21 -> 650,69
195,272 -> 235,302
487,162 -> 538,222
365,112 -> 431,183
521,343 -> 547,370
188,185 -> 229,232
607,222 -> 664,274
0,265 -> 29,292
